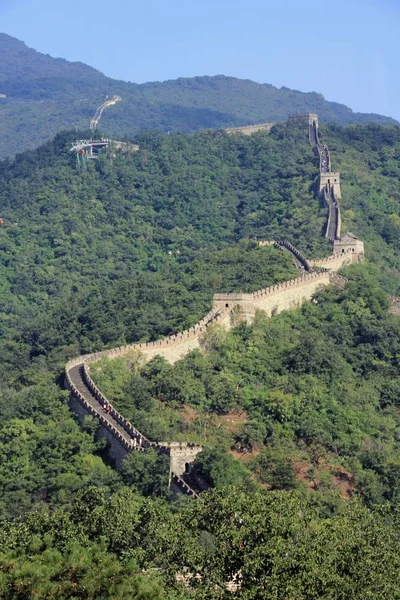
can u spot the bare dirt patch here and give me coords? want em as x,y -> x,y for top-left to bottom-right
179,406 -> 248,435
180,404 -> 201,423
294,460 -> 353,499
229,448 -> 260,462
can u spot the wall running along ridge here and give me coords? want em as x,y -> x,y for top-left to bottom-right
65,113 -> 364,496
225,123 -> 275,135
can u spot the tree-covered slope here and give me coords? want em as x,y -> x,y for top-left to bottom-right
1,119 -> 400,596
2,486 -> 400,600
0,32 -> 397,160
0,119 -> 399,509
92,269 -> 400,509
1,119 -> 400,376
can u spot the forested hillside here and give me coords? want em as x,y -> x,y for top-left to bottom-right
93,269 -> 400,509
2,120 -> 400,596
0,32 -> 397,159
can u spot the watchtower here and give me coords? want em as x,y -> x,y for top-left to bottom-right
288,112 -> 319,128
320,172 -> 341,198
308,112 -> 319,128
333,232 -> 364,260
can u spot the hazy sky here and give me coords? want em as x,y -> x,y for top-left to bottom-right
1,0 -> 399,119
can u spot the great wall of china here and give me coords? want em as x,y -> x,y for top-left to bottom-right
65,113 -> 371,496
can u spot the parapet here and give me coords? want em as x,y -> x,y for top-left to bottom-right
309,252 -> 353,270
225,123 -> 275,135
258,240 -> 275,247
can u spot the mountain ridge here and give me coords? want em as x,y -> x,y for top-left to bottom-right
0,32 -> 397,159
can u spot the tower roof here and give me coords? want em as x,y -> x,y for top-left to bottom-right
340,232 -> 360,242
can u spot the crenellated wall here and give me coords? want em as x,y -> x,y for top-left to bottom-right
81,308 -> 232,367
275,240 -> 312,271
308,115 -> 343,244
258,240 -> 312,271
65,112 -> 366,498
65,358 -> 202,496
309,251 -> 356,271
213,271 -> 333,320
225,123 -> 275,135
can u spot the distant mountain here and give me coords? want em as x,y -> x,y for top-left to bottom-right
0,32 -> 397,159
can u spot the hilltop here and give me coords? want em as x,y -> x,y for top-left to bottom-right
0,32 -> 397,159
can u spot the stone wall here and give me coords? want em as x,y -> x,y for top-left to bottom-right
225,123 -> 275,135
65,111 -> 366,499
320,172 -> 342,198
213,271 -> 332,321
288,112 -> 318,127
69,394 -> 129,467
161,442 -> 204,479
251,272 -> 331,317
309,252 -> 355,271
66,361 -> 204,491
275,240 -> 312,271
333,236 -> 364,256
82,307 -> 232,367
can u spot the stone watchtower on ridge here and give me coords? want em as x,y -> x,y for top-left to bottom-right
319,172 -> 342,198
308,112 -> 319,127
333,232 -> 364,261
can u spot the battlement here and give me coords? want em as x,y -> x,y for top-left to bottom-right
309,252 -> 353,270
225,123 -> 275,135
275,240 -> 312,271
213,271 -> 332,319
289,112 -> 319,127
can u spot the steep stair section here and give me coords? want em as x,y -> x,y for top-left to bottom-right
66,362 -> 142,451
66,358 -> 202,497
323,184 -> 341,241
275,240 -> 312,272
320,144 -> 331,174
90,95 -> 121,130
309,119 -> 341,242
309,118 -> 319,148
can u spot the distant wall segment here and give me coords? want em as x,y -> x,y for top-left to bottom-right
213,271 -> 333,319
225,123 -> 275,135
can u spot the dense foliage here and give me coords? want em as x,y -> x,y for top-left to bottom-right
0,32 -> 397,159
91,269 -> 400,508
1,486 -> 400,599
1,118 -> 400,594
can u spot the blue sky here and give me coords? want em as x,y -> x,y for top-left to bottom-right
1,0 -> 399,119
